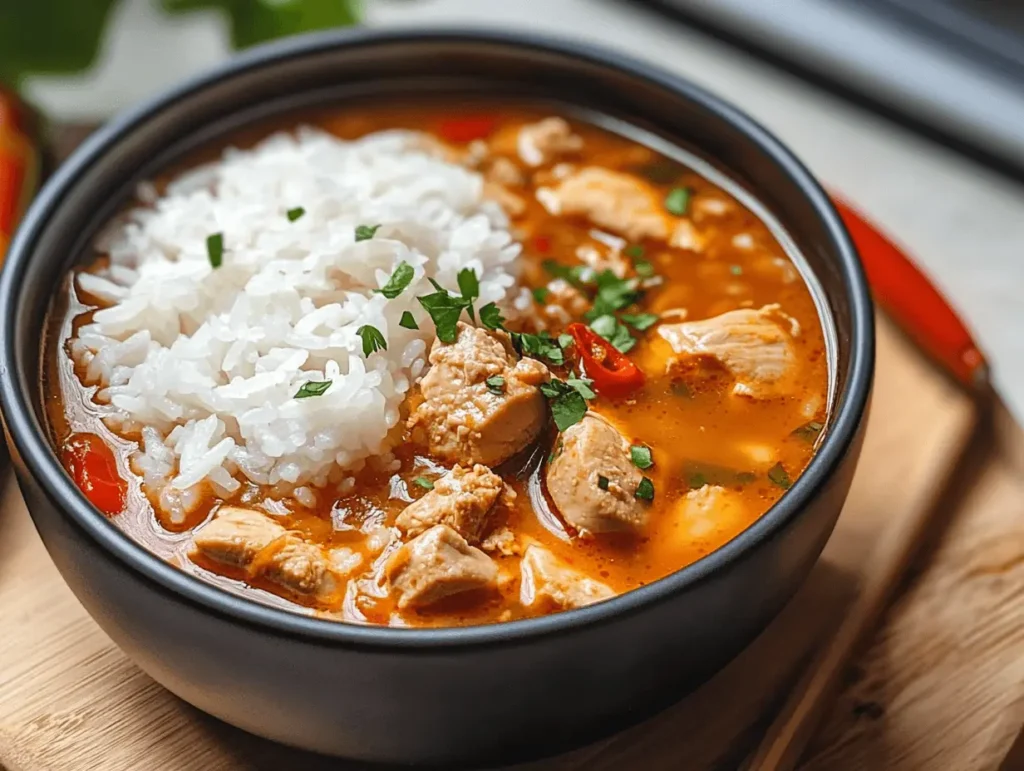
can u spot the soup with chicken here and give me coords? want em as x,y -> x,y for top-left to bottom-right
44,103 -> 830,627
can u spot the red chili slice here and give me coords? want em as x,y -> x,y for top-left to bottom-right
567,323 -> 645,398
62,433 -> 128,517
437,115 -> 499,144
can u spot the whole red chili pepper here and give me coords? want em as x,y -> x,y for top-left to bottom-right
567,322 -> 645,398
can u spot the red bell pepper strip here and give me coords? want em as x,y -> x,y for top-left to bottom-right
62,433 -> 128,517
567,322 -> 645,398
437,115 -> 499,144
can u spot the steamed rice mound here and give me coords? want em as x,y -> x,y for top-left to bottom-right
69,128 -> 523,523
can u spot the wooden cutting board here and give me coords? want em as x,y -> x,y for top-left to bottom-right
0,311 -> 986,771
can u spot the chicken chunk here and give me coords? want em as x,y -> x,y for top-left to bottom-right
657,304 -> 798,398
673,485 -> 749,543
516,117 -> 583,167
519,545 -> 614,610
395,464 -> 510,544
410,323 -> 550,466
549,167 -> 669,242
386,525 -> 499,610
546,413 -> 648,535
192,506 -> 347,603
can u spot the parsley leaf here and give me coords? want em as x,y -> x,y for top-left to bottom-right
566,374 -> 596,400
598,475 -> 610,491
590,314 -> 636,353
286,207 -> 305,222
792,421 -> 824,442
624,244 -> 645,259
630,445 -> 653,469
355,224 -> 381,242
634,260 -> 656,278
417,285 -> 470,343
357,325 -> 387,357
768,463 -> 792,490
542,259 -> 590,288
665,187 -> 692,216
588,270 -> 641,319
413,477 -> 434,490
457,268 -> 480,322
532,287 -> 549,304
399,311 -> 419,330
730,264 -> 743,276
375,262 -> 415,300
682,460 -> 757,490
479,302 -> 505,331
294,380 -> 331,399
635,477 -> 655,501
206,233 -> 224,269
621,312 -> 659,331
516,331 -> 565,365
539,378 -> 589,431
485,375 -> 506,395
558,333 -> 574,350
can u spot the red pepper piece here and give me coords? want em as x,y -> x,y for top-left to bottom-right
62,433 -> 127,516
533,235 -> 551,254
437,115 -> 499,144
567,323 -> 645,398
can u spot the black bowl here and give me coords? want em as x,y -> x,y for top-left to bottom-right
0,29 -> 873,766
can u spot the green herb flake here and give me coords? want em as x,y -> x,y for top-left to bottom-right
589,314 -> 636,353
566,374 -> 596,400
457,268 -> 480,321
485,375 -> 506,395
542,259 -> 590,288
417,286 -> 470,343
635,477 -> 655,501
730,264 -> 743,276
768,462 -> 792,490
634,260 -> 656,278
357,324 -> 387,357
355,223 -> 381,242
516,331 -> 565,366
479,302 -> 505,331
665,187 -> 692,216
622,312 -> 659,331
374,261 -> 415,300
206,232 -> 224,269
557,333 -> 574,350
294,380 -> 331,399
539,378 -> 589,431
532,287 -> 550,304
587,270 -> 642,319
597,475 -> 610,491
413,477 -> 434,491
624,244 -> 645,259
286,207 -> 305,222
682,460 -> 757,490
792,421 -> 824,442
630,445 -> 653,470
399,311 -> 419,330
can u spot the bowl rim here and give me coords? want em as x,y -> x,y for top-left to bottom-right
0,27 -> 874,650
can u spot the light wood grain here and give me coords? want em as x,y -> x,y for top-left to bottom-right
0,314 -> 1010,771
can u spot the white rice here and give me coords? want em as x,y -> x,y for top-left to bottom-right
70,127 -> 521,523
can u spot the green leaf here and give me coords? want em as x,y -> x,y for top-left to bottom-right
634,260 -> 656,278
587,271 -> 641,319
456,268 -> 479,322
589,314 -> 635,353
597,475 -> 610,491
413,477 -> 434,491
357,324 -> 387,357
417,286 -> 470,344
768,462 -> 792,490
516,331 -> 565,366
355,223 -> 381,242
542,259 -> 590,288
730,264 -> 743,276
624,244 -> 645,259
630,445 -> 653,470
399,311 -> 419,330
635,477 -> 655,501
566,375 -> 596,400
621,312 -> 659,331
539,378 -> 588,431
558,333 -> 574,350
479,302 -> 505,331
206,233 -> 224,268
485,375 -> 505,395
294,380 -> 331,399
286,207 -> 305,222
791,420 -> 824,442
665,187 -> 692,216
682,460 -> 756,490
375,261 -> 415,300
162,0 -> 362,51
532,287 -> 549,304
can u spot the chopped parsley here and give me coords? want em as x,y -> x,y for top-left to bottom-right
792,421 -> 824,442
514,331 -> 566,365
539,377 -> 592,431
399,311 -> 419,330
206,232 -> 224,269
634,260 -> 656,278
532,287 -> 550,304
635,477 -> 655,501
286,207 -> 305,222
624,244 -> 645,259
589,314 -> 636,353
665,187 -> 692,216
355,223 -> 381,242
485,375 -> 506,395
630,445 -> 653,470
542,259 -> 590,288
413,477 -> 434,491
417,280 -> 472,343
621,312 -> 659,331
479,302 -> 505,331
566,374 -> 596,400
357,325 -> 387,357
682,460 -> 756,490
376,262 -> 415,299
767,462 -> 792,490
598,475 -> 610,491
730,264 -> 743,276
294,380 -> 331,399
588,270 -> 641,319
457,268 -> 480,322
558,333 -> 574,350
